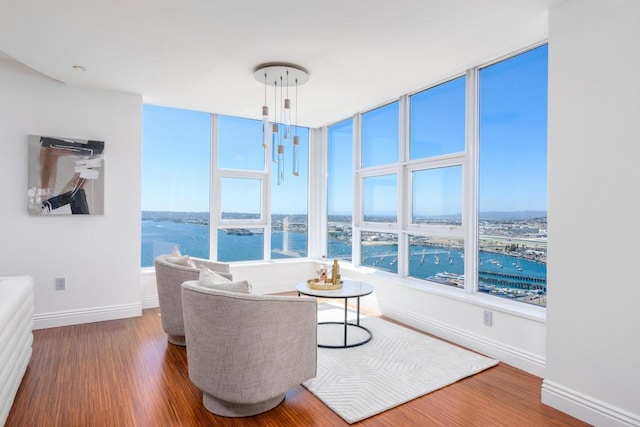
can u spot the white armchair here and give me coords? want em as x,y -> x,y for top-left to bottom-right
154,255 -> 231,346
181,281 -> 317,417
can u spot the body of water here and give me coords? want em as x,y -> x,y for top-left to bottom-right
141,220 -> 308,266
142,220 -> 546,298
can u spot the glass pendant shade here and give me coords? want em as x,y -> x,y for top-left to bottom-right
271,123 -> 279,163
283,98 -> 291,140
292,135 -> 299,176
277,144 -> 285,185
261,106 -> 269,149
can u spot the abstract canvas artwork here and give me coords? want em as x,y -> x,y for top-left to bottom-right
27,135 -> 105,215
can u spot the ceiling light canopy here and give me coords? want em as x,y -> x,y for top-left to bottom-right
254,63 -> 309,185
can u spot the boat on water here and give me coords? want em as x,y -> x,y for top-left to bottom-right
225,228 -> 254,236
433,272 -> 464,287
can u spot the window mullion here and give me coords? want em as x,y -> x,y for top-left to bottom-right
210,114 -> 220,260
465,68 -> 479,295
352,113 -> 362,265
398,95 -> 409,278
309,127 -> 327,259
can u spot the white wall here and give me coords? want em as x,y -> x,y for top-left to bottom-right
0,60 -> 143,328
543,1 -> 640,426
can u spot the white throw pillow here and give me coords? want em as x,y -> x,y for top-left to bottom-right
199,266 -> 232,283
171,246 -> 181,257
164,255 -> 196,268
197,277 -> 252,294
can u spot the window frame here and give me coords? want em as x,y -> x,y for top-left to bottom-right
326,118 -> 355,261
328,43 -> 546,312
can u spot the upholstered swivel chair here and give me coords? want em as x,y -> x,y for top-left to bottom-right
181,281 -> 318,417
154,255 -> 232,346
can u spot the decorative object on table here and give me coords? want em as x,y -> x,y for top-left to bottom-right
308,258 -> 342,290
307,277 -> 343,290
317,256 -> 328,281
27,135 -> 105,215
331,258 -> 341,284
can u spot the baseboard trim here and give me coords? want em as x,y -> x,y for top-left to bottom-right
141,295 -> 159,309
542,380 -> 640,427
379,301 -> 546,377
33,303 -> 142,330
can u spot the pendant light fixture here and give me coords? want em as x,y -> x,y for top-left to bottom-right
254,63 -> 309,184
292,78 -> 300,177
261,73 -> 269,149
283,70 -> 291,141
278,76 -> 284,183
272,79 -> 279,163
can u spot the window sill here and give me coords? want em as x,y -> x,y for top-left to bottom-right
338,263 -> 546,323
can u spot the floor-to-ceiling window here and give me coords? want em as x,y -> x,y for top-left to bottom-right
142,110 -> 309,265
358,102 -> 400,273
140,105 -> 211,267
141,44 -> 547,309
406,76 -> 466,286
478,44 -> 548,306
215,115 -> 267,262
330,44 -> 547,308
271,127 -> 309,259
327,119 -> 354,261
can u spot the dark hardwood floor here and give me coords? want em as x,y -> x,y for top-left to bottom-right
7,307 -> 589,426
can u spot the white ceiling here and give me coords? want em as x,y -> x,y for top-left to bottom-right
0,0 -> 557,128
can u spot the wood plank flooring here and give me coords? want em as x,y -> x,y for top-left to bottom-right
6,307 -> 590,426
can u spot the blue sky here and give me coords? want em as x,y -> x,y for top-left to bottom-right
479,44 -> 548,212
143,45 -> 547,216
327,119 -> 353,216
142,106 -> 309,214
142,105 -> 211,212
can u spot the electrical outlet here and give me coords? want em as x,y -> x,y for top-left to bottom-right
55,277 -> 66,291
483,310 -> 492,326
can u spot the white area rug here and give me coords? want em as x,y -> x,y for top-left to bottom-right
303,305 -> 499,424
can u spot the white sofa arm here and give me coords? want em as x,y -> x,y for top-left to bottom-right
0,276 -> 34,426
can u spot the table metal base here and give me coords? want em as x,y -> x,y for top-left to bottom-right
318,321 -> 372,348
296,281 -> 375,349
